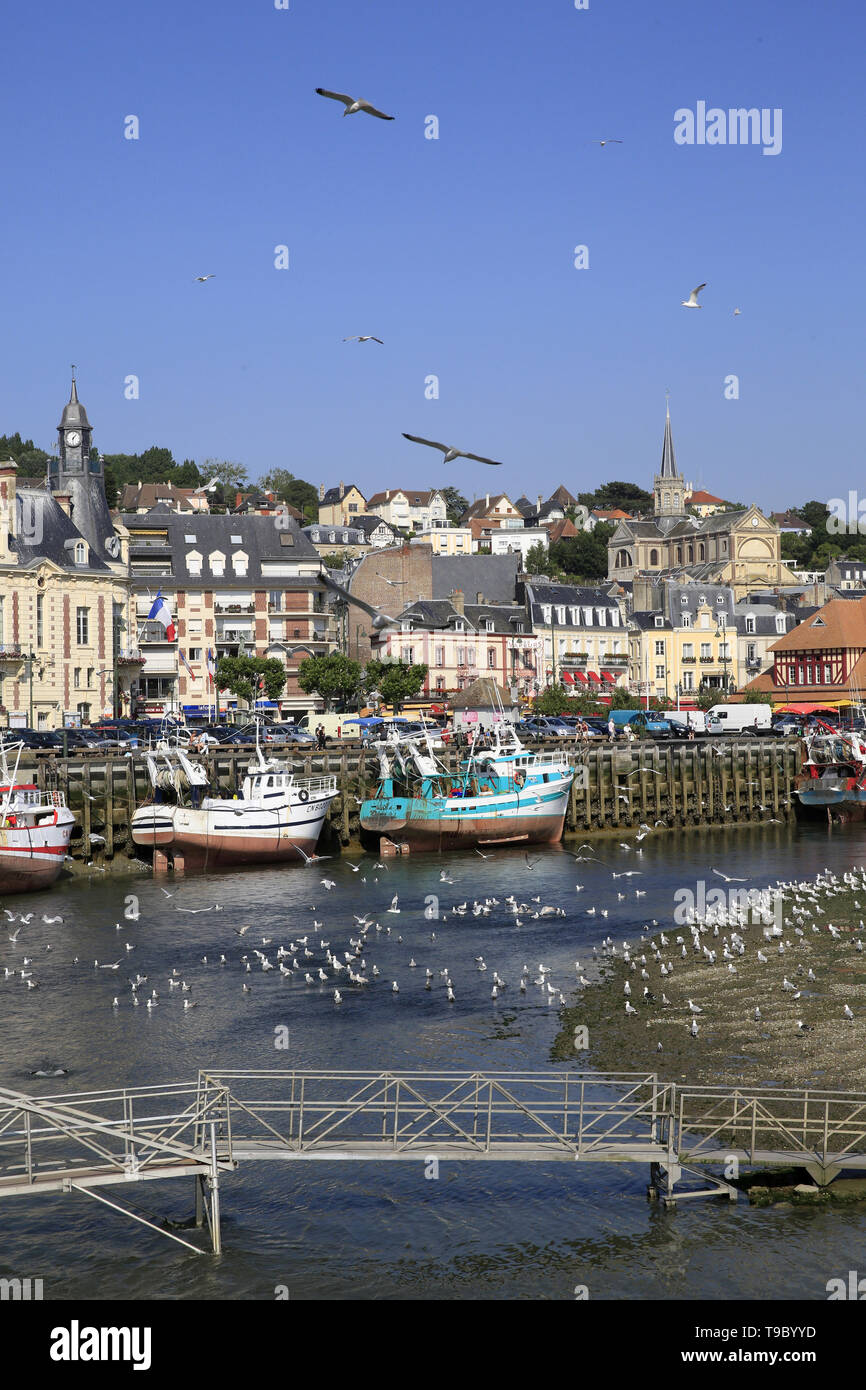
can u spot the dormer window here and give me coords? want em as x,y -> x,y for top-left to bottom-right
746,616 -> 756,633
610,610 -> 619,626
716,594 -> 725,605
654,616 -> 664,628
74,541 -> 86,564
776,615 -> 786,633
542,605 -> 552,624
681,596 -> 688,605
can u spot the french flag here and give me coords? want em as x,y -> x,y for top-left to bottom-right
147,593 -> 176,642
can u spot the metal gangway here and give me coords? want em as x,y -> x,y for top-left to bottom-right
2,1070 -> 866,1254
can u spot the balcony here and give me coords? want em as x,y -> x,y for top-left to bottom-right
681,656 -> 696,664
214,601 -> 255,615
699,656 -> 716,664
116,649 -> 145,665
0,643 -> 22,661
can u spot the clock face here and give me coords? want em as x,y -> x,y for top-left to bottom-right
66,431 -> 81,448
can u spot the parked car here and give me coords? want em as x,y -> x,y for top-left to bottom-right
609,710 -> 674,738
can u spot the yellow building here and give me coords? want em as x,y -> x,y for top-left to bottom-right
0,378 -> 137,728
410,527 -> 474,555
317,482 -> 367,526
629,582 -> 738,701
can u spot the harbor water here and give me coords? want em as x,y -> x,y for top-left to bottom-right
2,818 -> 866,1300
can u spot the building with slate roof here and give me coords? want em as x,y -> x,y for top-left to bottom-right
523,582 -> 629,692
123,508 -> 333,715
370,591 -> 539,700
317,481 -> 367,527
0,376 -> 137,729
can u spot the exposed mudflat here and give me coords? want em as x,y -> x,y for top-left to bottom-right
555,874 -> 866,1092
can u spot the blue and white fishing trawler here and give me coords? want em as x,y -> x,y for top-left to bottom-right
360,722 -> 575,852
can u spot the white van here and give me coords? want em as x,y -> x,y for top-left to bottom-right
296,713 -> 358,743
706,703 -> 772,734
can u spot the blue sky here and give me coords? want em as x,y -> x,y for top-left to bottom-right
2,0 -> 863,511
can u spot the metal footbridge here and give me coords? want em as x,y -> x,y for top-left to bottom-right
2,1070 -> 866,1253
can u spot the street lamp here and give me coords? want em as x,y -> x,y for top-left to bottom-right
715,625 -> 730,694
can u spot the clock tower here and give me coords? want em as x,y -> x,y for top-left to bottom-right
54,369 -> 120,562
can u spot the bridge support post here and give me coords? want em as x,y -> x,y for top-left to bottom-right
209,1123 -> 222,1255
195,1174 -> 205,1227
804,1162 -> 841,1188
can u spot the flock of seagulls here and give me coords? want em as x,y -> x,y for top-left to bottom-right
4,838 -> 863,1093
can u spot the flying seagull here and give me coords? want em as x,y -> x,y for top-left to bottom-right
343,335 -> 383,344
194,478 -> 220,494
681,283 -> 706,308
402,433 -> 503,466
193,275 -> 215,282
589,139 -> 623,146
315,88 -> 395,120
320,570 -> 399,632
733,307 -> 742,316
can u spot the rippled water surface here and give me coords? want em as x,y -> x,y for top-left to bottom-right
2,819 -> 865,1299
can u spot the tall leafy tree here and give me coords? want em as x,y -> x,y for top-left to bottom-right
365,658 -> 428,711
297,653 -> 363,710
524,541 -> 549,575
215,656 -> 286,704
440,486 -> 469,524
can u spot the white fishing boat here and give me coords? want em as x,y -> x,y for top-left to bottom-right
130,730 -> 338,869
0,739 -> 75,894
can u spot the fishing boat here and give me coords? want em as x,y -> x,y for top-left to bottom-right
130,731 -> 338,870
795,719 -> 866,821
0,739 -> 75,893
360,722 -> 575,851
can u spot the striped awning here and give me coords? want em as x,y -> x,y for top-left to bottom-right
562,671 -> 575,684
601,670 -> 618,685
587,671 -> 601,684
574,671 -> 588,684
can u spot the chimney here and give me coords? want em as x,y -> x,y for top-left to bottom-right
386,489 -> 390,501
54,492 -> 73,518
452,588 -> 465,615
319,483 -> 325,501
339,480 -> 345,499
0,459 -> 18,563
537,494 -> 543,510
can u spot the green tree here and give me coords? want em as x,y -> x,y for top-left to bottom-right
549,523 -> 613,581
609,687 -> 641,710
534,684 -> 571,715
0,433 -> 50,474
259,469 -> 319,522
297,653 -> 363,710
365,658 -> 428,712
576,481 -> 653,514
440,486 -> 469,524
215,656 -> 286,705
321,551 -> 346,569
742,689 -> 774,704
199,459 -> 249,491
524,541 -> 549,575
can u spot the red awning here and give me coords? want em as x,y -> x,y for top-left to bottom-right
587,671 -> 601,684
575,671 -> 588,684
562,671 -> 575,684
601,670 -> 617,685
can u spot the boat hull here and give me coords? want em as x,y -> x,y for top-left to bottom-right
131,799 -> 333,869
360,785 -> 571,851
0,825 -> 74,894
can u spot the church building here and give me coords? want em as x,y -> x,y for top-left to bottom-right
607,401 -> 799,598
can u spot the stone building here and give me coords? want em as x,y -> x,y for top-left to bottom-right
0,376 -> 136,729
607,402 -> 799,597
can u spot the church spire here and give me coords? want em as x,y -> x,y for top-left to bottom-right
659,392 -> 677,479
653,394 -> 685,517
